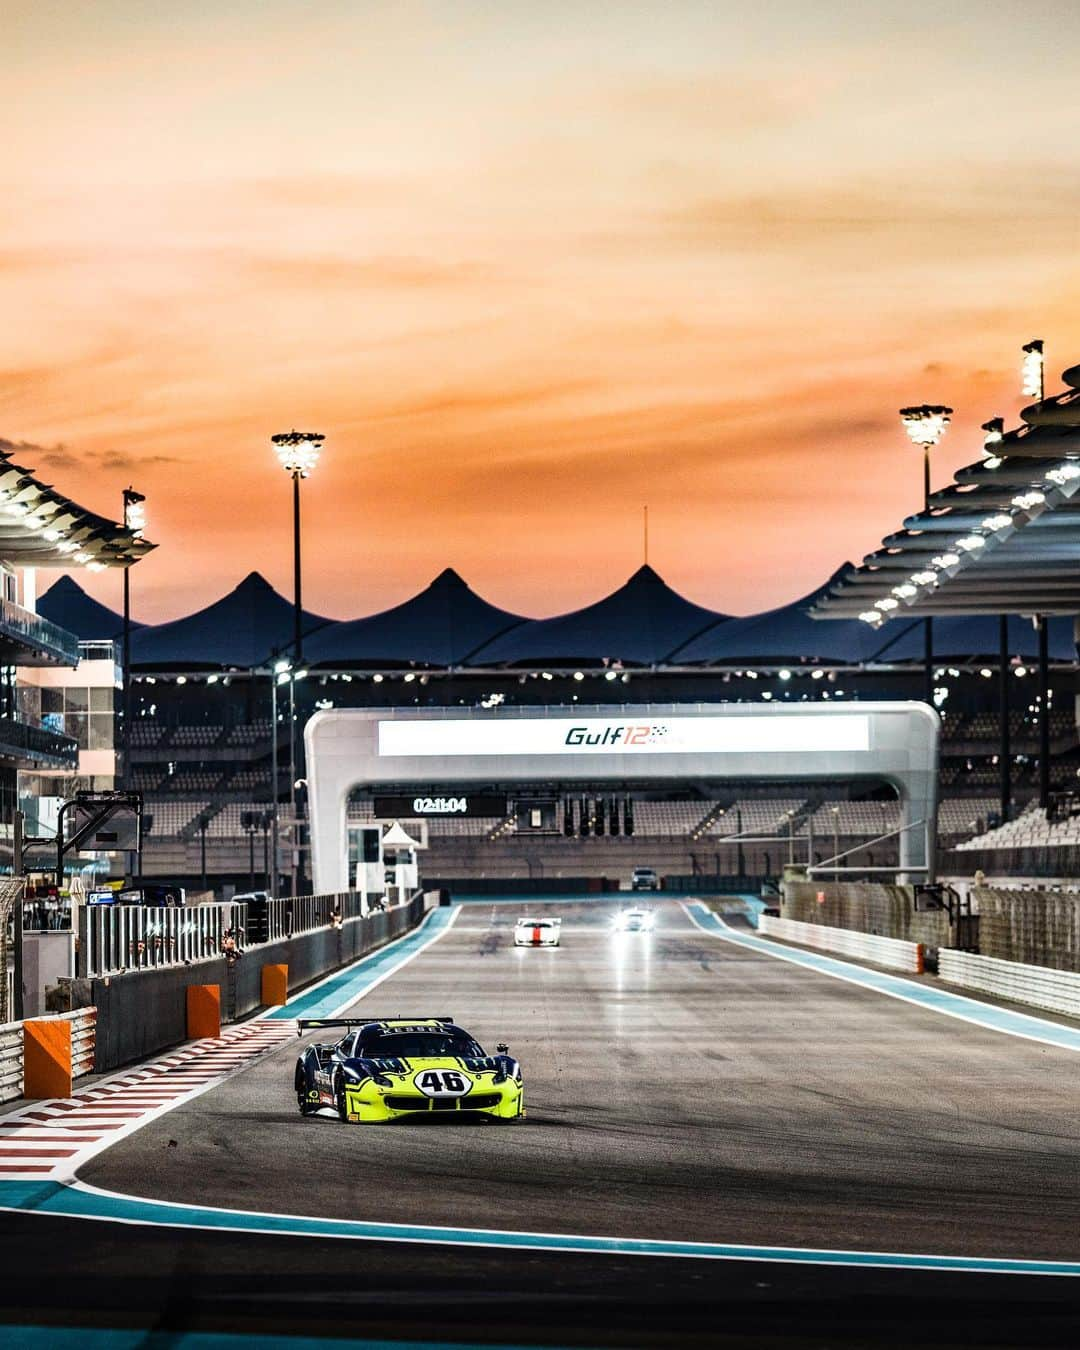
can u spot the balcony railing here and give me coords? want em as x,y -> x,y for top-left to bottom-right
0,718 -> 79,770
0,599 -> 80,667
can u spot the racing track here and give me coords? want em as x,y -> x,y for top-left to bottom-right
5,898 -> 1080,1348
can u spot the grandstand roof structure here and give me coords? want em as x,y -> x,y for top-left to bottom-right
304,567 -> 524,668
129,571 -> 331,670
670,570 -> 918,665
871,612 -> 1075,664
0,442 -> 153,569
814,362 -> 1080,622
38,574 -> 139,642
465,565 -> 727,667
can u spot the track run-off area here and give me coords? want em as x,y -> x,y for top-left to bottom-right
4,897 -> 1080,1348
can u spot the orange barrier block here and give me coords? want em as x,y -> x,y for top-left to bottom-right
261,963 -> 288,1007
915,944 -> 926,975
186,984 -> 221,1040
24,1018 -> 72,1099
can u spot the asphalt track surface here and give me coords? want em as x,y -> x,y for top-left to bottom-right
5,899 -> 1080,1348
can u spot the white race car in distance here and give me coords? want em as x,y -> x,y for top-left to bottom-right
614,908 -> 655,933
513,916 -> 562,947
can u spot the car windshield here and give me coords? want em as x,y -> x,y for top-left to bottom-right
359,1031 -> 485,1059
518,919 -> 551,927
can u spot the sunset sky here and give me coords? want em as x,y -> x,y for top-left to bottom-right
5,1 -> 1080,624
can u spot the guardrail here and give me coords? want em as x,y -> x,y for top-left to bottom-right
69,1007 -> 97,1077
937,948 -> 1080,1018
759,914 -> 925,974
0,1008 -> 97,1103
0,1020 -> 22,1104
81,890 -> 369,978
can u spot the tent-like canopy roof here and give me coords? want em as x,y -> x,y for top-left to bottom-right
0,442 -> 154,569
814,363 -> 1080,622
670,569 -> 918,665
466,565 -> 727,667
37,575 -> 139,642
130,571 -> 331,670
304,568 -> 523,668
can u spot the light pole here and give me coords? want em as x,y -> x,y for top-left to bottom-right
899,405 -> 951,707
121,489 -> 146,789
270,431 -> 323,665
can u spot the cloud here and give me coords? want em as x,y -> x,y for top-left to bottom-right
0,438 -> 178,474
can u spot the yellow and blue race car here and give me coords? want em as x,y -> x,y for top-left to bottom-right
295,1016 -> 525,1123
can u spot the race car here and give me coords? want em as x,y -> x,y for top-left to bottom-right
614,908 -> 655,933
513,916 -> 561,947
294,1016 -> 524,1123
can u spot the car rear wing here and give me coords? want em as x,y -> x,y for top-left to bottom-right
296,1016 -> 455,1037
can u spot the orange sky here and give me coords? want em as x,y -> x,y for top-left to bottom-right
5,1 -> 1080,623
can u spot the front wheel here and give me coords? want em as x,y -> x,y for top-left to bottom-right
334,1071 -> 349,1122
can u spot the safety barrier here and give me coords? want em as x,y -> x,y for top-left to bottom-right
0,1008 -> 97,1102
81,891 -> 364,978
759,914 -> 925,974
0,1020 -> 22,1104
938,948 -> 1080,1019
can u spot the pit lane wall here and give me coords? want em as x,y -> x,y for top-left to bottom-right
85,893 -> 431,1073
758,915 -> 924,974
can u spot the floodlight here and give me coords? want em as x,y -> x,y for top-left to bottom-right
899,404 -> 952,448
271,430 -> 324,478
1021,340 -> 1044,400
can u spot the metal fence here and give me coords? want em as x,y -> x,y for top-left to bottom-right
81,890 -> 369,978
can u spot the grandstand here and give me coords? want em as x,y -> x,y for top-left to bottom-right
33,544 -> 1079,894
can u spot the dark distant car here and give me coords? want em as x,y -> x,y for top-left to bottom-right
295,1016 -> 524,1123
631,867 -> 660,891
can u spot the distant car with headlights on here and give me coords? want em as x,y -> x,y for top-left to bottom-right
614,908 -> 655,933
631,867 -> 660,891
295,1016 -> 524,1123
513,916 -> 561,946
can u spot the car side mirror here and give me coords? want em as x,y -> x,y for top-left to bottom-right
496,1042 -> 509,1055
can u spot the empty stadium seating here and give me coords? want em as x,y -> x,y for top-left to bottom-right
709,800 -> 805,837
145,799 -> 210,837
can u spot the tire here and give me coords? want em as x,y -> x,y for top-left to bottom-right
334,1070 -> 349,1122
296,1068 -> 319,1116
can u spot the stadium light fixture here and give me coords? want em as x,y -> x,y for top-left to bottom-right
981,418 -> 1004,456
119,486 -> 148,793
1045,464 -> 1080,486
981,514 -> 1013,532
1021,339 -> 1044,401
778,668 -> 791,681
891,584 -> 917,599
274,658 -> 291,675
911,570 -> 937,586
900,404 -> 952,512
271,429 -> 324,674
955,535 -> 986,552
1011,491 -> 1045,510
859,610 -> 883,625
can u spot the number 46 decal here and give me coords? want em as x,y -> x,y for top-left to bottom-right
415,1069 -> 470,1097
